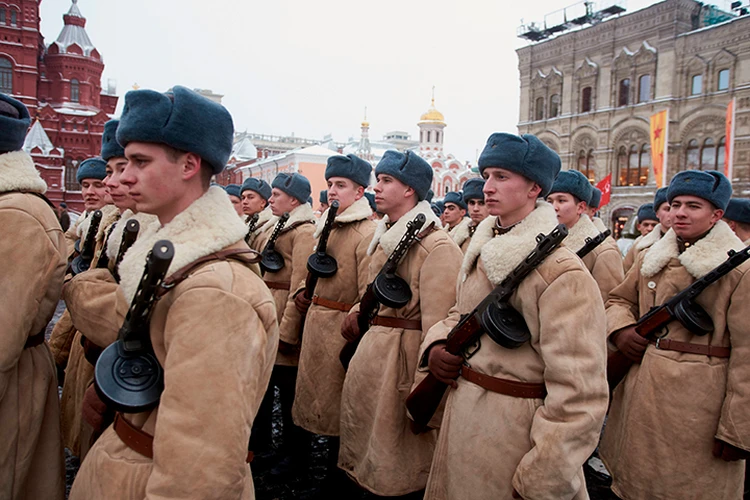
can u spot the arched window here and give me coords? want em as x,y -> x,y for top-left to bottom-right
638,75 -> 651,103
618,79 -> 630,107
685,139 -> 700,170
0,10 -> 6,24
10,9 -> 16,26
0,58 -> 12,94
717,136 -> 726,170
436,131 -> 440,143
427,130 -> 431,143
638,144 -> 650,186
691,74 -> 702,95
718,69 -> 730,91
580,87 -> 592,113
70,79 -> 80,103
628,145 -> 639,185
576,149 -> 595,183
535,97 -> 545,120
617,146 -> 628,186
549,94 -> 560,118
700,138 -> 715,171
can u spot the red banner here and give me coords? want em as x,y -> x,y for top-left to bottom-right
726,98 -> 735,179
596,174 -> 612,208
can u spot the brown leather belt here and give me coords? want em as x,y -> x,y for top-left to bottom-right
371,316 -> 422,330
652,338 -> 731,358
264,280 -> 291,291
24,331 -> 45,349
461,366 -> 547,399
312,295 -> 353,312
114,413 -> 254,463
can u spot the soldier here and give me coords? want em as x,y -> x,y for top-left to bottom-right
66,86 -> 278,498
0,93 -> 66,500
291,153 -> 375,489
443,191 -> 471,239
622,192 -> 670,274
338,150 -> 463,497
59,201 -> 71,232
62,157 -> 111,258
547,170 -> 624,303
587,187 -> 620,256
240,177 -> 273,252
451,178 -> 488,252
602,170 -> 750,500
724,198 -> 750,244
224,183 -> 244,217
420,133 -> 609,500
252,172 -> 316,474
319,189 -> 329,214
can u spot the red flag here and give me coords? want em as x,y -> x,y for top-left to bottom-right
725,98 -> 735,179
596,174 -> 612,208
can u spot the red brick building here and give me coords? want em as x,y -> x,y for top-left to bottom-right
1,0 -> 118,213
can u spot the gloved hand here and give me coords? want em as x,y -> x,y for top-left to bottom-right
341,312 -> 360,342
294,290 -> 312,315
713,439 -> 750,461
427,345 -> 463,389
81,384 -> 109,433
611,326 -> 648,362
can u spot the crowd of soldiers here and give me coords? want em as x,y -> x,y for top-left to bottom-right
2,85 -> 750,500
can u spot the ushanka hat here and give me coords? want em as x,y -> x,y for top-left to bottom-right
374,150 -> 433,201
325,154 -> 372,188
462,178 -> 485,202
725,198 -> 750,224
224,184 -> 242,199
272,172 -> 311,204
101,119 -> 125,161
241,178 -> 272,201
76,157 -> 107,184
0,92 -> 30,154
589,187 -> 602,209
667,170 -> 732,211
443,191 -> 467,211
637,203 -> 658,223
319,190 -> 328,204
653,187 -> 669,211
549,169 -> 594,205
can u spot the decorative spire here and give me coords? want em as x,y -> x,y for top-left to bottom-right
357,107 -> 372,162
54,0 -> 98,57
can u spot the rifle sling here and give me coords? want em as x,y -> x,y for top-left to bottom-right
651,338 -> 730,358
265,280 -> 291,290
461,366 -> 546,399
312,295 -> 353,312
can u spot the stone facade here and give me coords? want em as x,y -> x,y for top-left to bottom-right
517,0 -> 750,236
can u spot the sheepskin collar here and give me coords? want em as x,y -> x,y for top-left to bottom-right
450,217 -> 473,248
564,214 -> 600,254
98,204 -> 120,240
105,209 -> 159,260
118,186 -> 247,303
0,150 -> 47,194
314,196 -> 372,239
592,217 -> 607,233
635,224 -> 663,251
641,220 -> 744,279
367,200 -> 442,256
247,206 -> 274,233
267,203 -> 316,236
462,201 -> 558,285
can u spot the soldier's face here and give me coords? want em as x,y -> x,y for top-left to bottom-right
547,192 -> 586,229
637,219 -> 658,236
442,203 -> 466,227
327,177 -> 363,213
482,167 -> 540,221
269,188 -> 299,216
228,195 -> 243,216
80,178 -> 107,211
374,174 -> 414,217
670,195 -> 723,242
467,198 -> 489,224
104,157 -> 136,212
241,190 -> 267,216
656,202 -> 672,229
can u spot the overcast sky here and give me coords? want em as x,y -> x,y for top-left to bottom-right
40,0 -> 690,163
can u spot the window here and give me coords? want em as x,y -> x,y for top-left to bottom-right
549,94 -> 560,118
628,145 -> 639,185
70,79 -> 80,103
617,147 -> 628,186
700,138 -> 715,170
717,136 -> 726,169
577,149 -> 595,183
10,9 -> 16,26
436,131 -> 440,143
691,74 -> 702,95
0,10 -> 5,24
535,97 -> 544,120
718,69 -> 730,91
638,75 -> 651,103
638,144 -> 650,185
685,139 -> 700,170
64,159 -> 79,192
0,58 -> 11,94
427,130 -> 431,142
617,144 -> 649,186
618,79 -> 630,107
581,87 -> 592,113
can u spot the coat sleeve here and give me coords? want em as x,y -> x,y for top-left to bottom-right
605,251 -> 642,339
512,266 -> 609,499
0,208 -> 65,400
144,287 -> 277,499
278,226 -> 315,345
622,240 -> 637,274
716,269 -> 750,451
354,232 -> 373,303
48,309 -> 77,368
590,245 -> 625,303
418,239 -> 462,339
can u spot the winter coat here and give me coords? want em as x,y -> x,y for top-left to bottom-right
449,217 -> 473,253
621,224 -> 663,275
260,203 -> 316,366
0,150 -> 66,500
68,186 -> 278,500
246,207 -> 274,253
292,197 -> 375,436
601,221 -> 750,500
338,200 -> 463,496
419,201 -> 609,500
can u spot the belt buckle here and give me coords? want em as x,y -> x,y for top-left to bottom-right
655,336 -> 667,350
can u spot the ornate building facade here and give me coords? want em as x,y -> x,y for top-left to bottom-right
517,0 -> 750,235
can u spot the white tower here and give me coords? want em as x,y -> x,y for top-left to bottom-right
418,87 -> 446,156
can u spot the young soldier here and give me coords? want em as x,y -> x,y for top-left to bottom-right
602,170 -> 750,500
622,191 -> 670,274
725,198 -> 750,244
442,191 -> 469,235
291,153 -> 375,488
62,158 -> 110,258
240,177 -> 273,252
421,133 -> 609,500
252,172 -> 316,474
319,189 -> 329,214
451,178 -> 488,252
338,150 -> 463,497
0,93 -> 66,500
547,170 -> 624,303
66,86 -> 278,498
224,183 -> 244,217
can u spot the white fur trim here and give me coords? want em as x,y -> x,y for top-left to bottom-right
105,210 -> 158,260
247,206 -> 273,232
462,201 -> 559,285
118,186 -> 248,303
98,205 -> 120,241
635,224 -> 662,251
77,210 -> 92,238
449,217 -> 472,248
270,202 -> 315,235
563,214 -> 600,254
641,220 -> 744,279
0,150 -> 47,194
367,200 -> 442,256
592,217 -> 607,233
314,196 -> 372,239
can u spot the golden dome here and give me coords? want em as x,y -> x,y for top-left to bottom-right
419,98 -> 445,124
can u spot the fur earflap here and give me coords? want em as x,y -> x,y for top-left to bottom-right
314,196 -> 372,239
449,217 -> 473,248
367,200 -> 442,256
563,214 -> 600,254
118,186 -> 248,303
592,217 -> 607,233
105,210 -> 158,260
641,220 -> 744,279
0,150 -> 47,194
635,223 -> 663,251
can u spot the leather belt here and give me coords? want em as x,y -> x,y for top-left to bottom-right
24,330 -> 45,349
114,413 -> 254,463
264,280 -> 291,291
461,366 -> 547,399
371,316 -> 422,330
652,338 -> 731,358
312,295 -> 353,312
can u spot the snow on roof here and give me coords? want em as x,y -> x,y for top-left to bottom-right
24,119 -> 62,156
53,105 -> 98,116
231,136 -> 258,161
49,0 -> 98,58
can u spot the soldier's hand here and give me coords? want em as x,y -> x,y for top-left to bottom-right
611,326 -> 648,362
294,290 -> 312,315
81,384 -> 108,433
713,439 -> 750,461
427,345 -> 463,389
341,313 -> 360,342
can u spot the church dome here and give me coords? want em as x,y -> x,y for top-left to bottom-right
419,98 -> 445,124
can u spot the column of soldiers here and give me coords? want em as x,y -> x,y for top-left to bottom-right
2,84 -> 750,500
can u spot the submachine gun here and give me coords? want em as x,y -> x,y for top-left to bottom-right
70,210 -> 103,275
339,213 -> 426,370
244,213 -> 260,245
607,243 -> 750,390
303,201 -> 340,303
112,219 -> 140,283
577,229 -> 611,259
406,224 -> 569,432
260,212 -> 290,274
95,240 -> 174,413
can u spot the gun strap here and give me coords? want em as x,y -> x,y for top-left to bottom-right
24,329 -> 46,349
264,280 -> 291,290
651,338 -> 730,358
461,366 -> 546,399
312,295 -> 354,312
